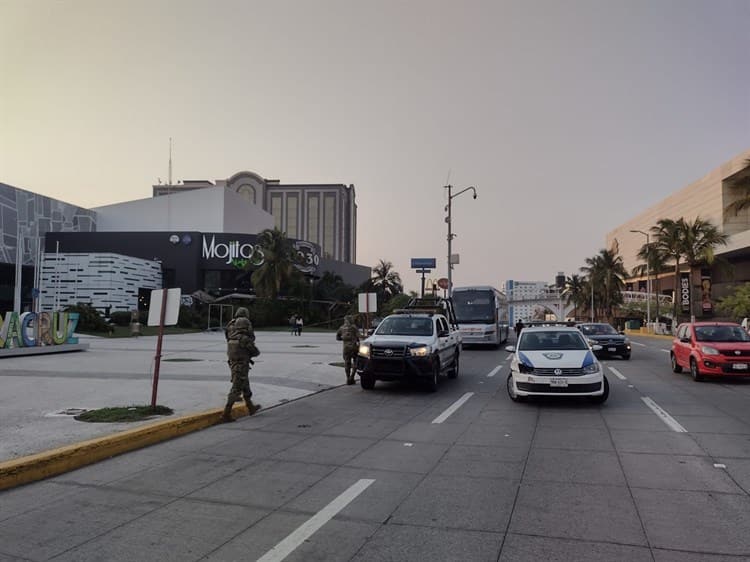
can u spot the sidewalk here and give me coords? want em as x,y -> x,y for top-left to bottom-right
0,330 -> 346,463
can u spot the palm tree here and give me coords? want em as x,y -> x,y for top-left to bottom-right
678,217 -> 728,318
650,218 -> 684,323
562,274 -> 587,321
249,228 -> 302,299
581,249 -> 627,324
723,158 -> 750,217
368,260 -> 403,306
633,240 -> 670,323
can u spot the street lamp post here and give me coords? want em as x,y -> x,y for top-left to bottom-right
445,184 -> 477,297
630,229 -> 651,329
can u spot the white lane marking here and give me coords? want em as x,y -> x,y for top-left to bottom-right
257,478 -> 375,562
608,366 -> 627,380
641,397 -> 688,433
487,365 -> 503,377
714,463 -> 727,469
431,392 -> 474,424
630,341 -> 646,347
660,349 -> 670,353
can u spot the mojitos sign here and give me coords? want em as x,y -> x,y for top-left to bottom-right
201,234 -> 321,275
0,311 -> 80,349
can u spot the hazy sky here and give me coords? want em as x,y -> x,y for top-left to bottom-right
2,0 -> 749,293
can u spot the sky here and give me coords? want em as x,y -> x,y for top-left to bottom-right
2,0 -> 749,294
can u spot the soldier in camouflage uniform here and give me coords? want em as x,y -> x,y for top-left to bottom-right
336,315 -> 360,385
222,307 -> 261,422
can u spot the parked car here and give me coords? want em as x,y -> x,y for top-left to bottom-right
576,322 -> 631,360
671,322 -> 750,381
505,326 -> 608,403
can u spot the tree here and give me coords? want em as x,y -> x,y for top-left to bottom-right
678,217 -> 728,319
249,228 -> 303,299
723,158 -> 750,217
367,259 -> 403,306
650,218 -> 684,323
581,249 -> 628,324
562,274 -> 587,321
633,240 -> 670,322
717,284 -> 750,320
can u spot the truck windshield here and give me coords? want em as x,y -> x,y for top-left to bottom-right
375,317 -> 434,336
453,290 -> 495,324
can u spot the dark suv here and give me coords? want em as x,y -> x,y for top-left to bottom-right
576,323 -> 631,360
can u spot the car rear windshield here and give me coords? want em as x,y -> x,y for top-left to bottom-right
375,317 -> 434,336
518,331 -> 588,350
578,324 -> 618,336
694,326 -> 750,342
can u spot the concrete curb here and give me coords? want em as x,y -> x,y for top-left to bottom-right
625,330 -> 674,340
0,383 -> 347,492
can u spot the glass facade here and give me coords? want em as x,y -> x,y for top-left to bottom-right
323,194 -> 336,259
271,194 -> 283,230
286,194 -> 298,238
307,195 -> 319,244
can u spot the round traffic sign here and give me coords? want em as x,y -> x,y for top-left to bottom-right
437,278 -> 449,290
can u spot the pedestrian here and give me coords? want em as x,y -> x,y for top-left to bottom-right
336,315 -> 360,385
289,314 -> 297,335
514,319 -> 524,340
295,315 -> 303,336
222,307 -> 261,422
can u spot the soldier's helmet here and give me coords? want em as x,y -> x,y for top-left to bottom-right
344,315 -> 353,324
234,307 -> 249,319
234,317 -> 251,331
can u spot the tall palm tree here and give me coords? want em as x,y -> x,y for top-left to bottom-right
368,260 -> 403,305
633,240 -> 670,323
678,217 -> 728,318
723,158 -> 750,217
249,228 -> 302,299
581,249 -> 627,324
562,274 -> 586,321
650,218 -> 683,323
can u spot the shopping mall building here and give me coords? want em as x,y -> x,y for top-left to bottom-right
0,171 -> 370,314
608,148 -> 750,320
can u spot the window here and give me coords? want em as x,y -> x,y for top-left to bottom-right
237,185 -> 256,205
307,195 -> 319,244
323,194 -> 336,258
271,195 -> 283,230
286,195 -> 298,238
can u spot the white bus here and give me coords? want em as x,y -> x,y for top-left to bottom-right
452,286 -> 510,347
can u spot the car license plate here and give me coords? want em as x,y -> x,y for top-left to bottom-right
732,363 -> 748,370
608,347 -> 616,352
549,377 -> 568,387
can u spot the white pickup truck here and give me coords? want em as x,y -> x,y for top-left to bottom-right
356,298 -> 462,392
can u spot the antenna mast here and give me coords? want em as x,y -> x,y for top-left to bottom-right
168,137 -> 173,185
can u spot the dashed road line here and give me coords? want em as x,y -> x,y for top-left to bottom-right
630,341 -> 646,347
257,478 -> 375,562
608,366 -> 627,380
487,365 -> 503,377
660,349 -> 670,353
432,392 -> 474,424
641,397 -> 687,433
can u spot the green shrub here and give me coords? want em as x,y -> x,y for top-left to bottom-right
64,303 -> 111,332
109,311 -> 133,326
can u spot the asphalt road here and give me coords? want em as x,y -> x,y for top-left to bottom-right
2,335 -> 750,561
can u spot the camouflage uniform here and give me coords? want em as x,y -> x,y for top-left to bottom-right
222,307 -> 261,422
336,315 -> 360,385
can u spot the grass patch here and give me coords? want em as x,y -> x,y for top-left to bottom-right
292,345 -> 319,348
74,405 -> 174,423
80,326 -> 204,338
163,358 -> 203,362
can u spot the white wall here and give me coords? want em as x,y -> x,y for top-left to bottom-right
223,189 -> 274,234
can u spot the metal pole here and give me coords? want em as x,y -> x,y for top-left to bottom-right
150,288 -> 169,409
446,184 -> 452,298
646,233 -> 651,329
13,222 -> 22,312
590,282 -> 594,322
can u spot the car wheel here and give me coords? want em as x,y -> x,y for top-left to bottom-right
506,373 -> 525,402
690,358 -> 704,382
448,353 -> 459,379
590,375 -> 609,404
426,360 -> 439,392
360,374 -> 375,390
671,353 -> 682,373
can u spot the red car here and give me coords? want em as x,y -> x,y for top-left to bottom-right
671,322 -> 750,381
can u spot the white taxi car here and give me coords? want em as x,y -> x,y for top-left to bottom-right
505,326 -> 608,403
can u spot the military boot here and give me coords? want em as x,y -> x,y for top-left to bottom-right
221,404 -> 234,423
345,367 -> 354,385
245,400 -> 262,416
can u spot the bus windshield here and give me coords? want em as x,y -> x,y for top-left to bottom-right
453,290 -> 495,323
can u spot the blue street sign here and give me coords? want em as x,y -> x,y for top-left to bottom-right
411,258 -> 436,269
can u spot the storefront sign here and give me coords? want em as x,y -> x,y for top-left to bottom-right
202,235 -> 265,266
0,311 -> 80,348
701,272 -> 712,313
200,234 -> 321,275
680,272 -> 691,313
